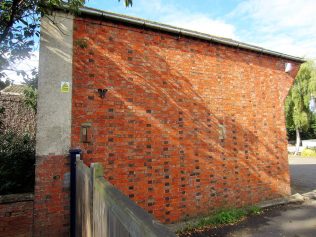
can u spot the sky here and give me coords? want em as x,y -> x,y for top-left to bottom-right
8,0 -> 316,83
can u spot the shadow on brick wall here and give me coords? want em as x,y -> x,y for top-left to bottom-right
71,17 -> 297,223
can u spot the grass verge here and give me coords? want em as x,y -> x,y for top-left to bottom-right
301,148 -> 316,157
177,206 -> 262,234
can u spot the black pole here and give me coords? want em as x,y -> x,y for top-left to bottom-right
69,148 -> 81,237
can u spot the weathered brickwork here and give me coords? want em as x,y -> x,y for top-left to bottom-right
34,11 -> 74,236
33,155 -> 70,237
0,194 -> 33,237
0,93 -> 36,137
71,17 -> 300,223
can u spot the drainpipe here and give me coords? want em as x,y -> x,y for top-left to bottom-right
69,148 -> 82,237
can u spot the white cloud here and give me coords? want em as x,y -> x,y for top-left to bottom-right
10,0 -> 315,84
231,0 -> 316,59
161,13 -> 236,39
5,1 -> 239,84
233,0 -> 316,30
256,34 -> 315,59
3,51 -> 39,84
124,0 -> 237,39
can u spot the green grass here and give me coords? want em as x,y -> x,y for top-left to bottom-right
247,206 -> 262,215
301,148 -> 316,157
177,206 -> 262,234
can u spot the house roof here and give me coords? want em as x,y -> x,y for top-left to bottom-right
0,84 -> 27,95
78,6 -> 305,63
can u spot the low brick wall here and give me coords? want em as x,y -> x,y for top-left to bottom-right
33,155 -> 70,237
0,193 -> 34,237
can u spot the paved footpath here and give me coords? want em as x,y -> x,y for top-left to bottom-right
289,157 -> 316,194
179,157 -> 316,237
189,200 -> 316,237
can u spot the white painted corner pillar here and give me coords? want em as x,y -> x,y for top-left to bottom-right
36,11 -> 74,156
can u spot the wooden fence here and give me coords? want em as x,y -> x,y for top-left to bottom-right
76,158 -> 176,237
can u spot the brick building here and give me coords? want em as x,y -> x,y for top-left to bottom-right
34,8 -> 303,236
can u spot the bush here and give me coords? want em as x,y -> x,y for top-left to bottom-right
301,148 -> 316,157
0,130 -> 35,195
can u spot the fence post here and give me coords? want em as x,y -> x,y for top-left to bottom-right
91,163 -> 104,179
69,149 -> 82,237
90,163 -> 103,237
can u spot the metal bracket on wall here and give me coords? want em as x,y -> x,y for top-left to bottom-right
219,124 -> 226,140
81,122 -> 92,143
97,88 -> 108,98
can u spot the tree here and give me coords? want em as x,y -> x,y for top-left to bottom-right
0,129 -> 36,194
0,78 -> 12,90
285,61 -> 316,154
23,67 -> 38,89
1,0 -> 40,80
23,86 -> 37,113
0,106 -> 4,130
0,0 -> 132,81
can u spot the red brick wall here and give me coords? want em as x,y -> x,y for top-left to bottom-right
0,194 -> 33,237
72,16 -> 300,223
33,155 -> 70,237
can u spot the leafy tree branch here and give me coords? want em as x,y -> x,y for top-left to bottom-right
0,0 -> 132,81
286,61 -> 316,154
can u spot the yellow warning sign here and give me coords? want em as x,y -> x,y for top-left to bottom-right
61,81 -> 70,93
